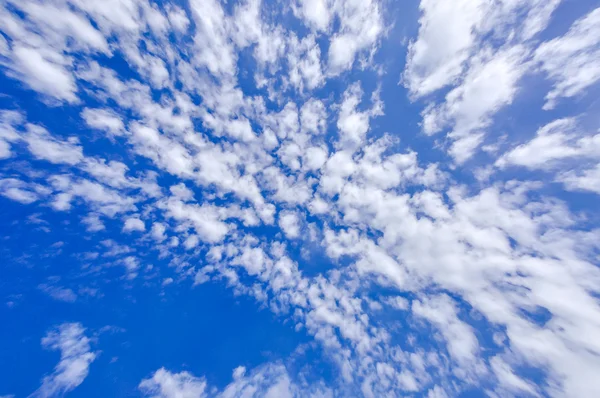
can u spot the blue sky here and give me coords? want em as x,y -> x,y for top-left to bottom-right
1,0 -> 600,397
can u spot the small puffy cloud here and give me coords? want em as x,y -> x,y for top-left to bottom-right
336,83 -> 382,150
122,256 -> 139,272
81,108 -> 125,136
292,0 -> 331,32
139,368 -> 207,398
122,217 -> 146,233
309,196 -> 329,215
169,183 -> 194,201
184,235 -> 200,250
25,125 -> 84,165
278,211 -> 301,239
303,146 -> 328,171
163,199 -> 230,243
0,178 -> 39,204
82,213 -> 105,232
151,222 -> 167,242
300,98 -> 327,135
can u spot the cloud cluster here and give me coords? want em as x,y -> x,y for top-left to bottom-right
139,362 -> 328,398
404,0 -> 599,164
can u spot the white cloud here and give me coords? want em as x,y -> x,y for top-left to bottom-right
38,284 -> 78,303
0,178 -> 40,204
167,5 -> 190,32
328,35 -> 358,75
319,150 -> 356,195
1,188 -> 38,204
8,0 -> 110,54
535,7 -> 600,109
82,214 -> 106,232
326,0 -> 383,75
427,386 -> 449,398
162,198 -> 230,243
288,34 -> 324,91
81,108 -> 125,136
405,0 -> 571,163
520,0 -> 563,41
404,0 -> 562,98
0,140 -> 11,159
423,46 -> 528,163
382,296 -> 410,311
403,0 -> 488,97
184,235 -> 200,250
141,362 -> 309,398
25,125 -> 84,165
303,146 -> 329,171
300,99 -> 327,135
50,177 -> 137,216
558,164 -> 600,194
231,245 -> 272,276
496,118 -> 600,169
413,295 -> 480,366
140,368 -> 207,398
151,222 -> 167,242
188,0 -> 236,78
336,83 -> 382,150
260,166 -> 313,205
123,217 -> 146,233
170,184 -> 194,201
279,211 -> 301,239
293,0 -> 331,32
9,46 -> 77,102
31,323 -> 96,398
122,256 -> 140,278
309,196 -> 329,215
496,118 -> 600,195
490,356 -> 537,395
129,123 -> 195,177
